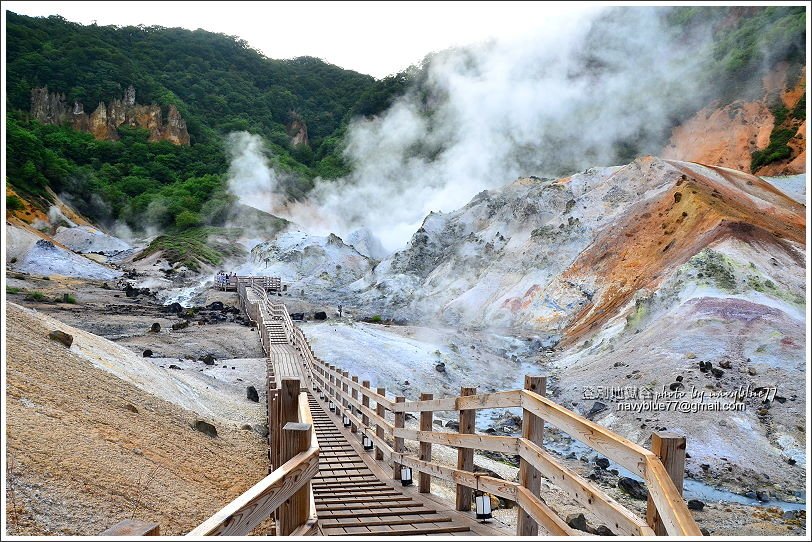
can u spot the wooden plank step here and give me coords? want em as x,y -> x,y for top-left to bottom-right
317,502 -> 424,512
314,490 -> 403,498
321,516 -> 454,529
318,508 -> 438,520
350,525 -> 471,536
316,496 -> 411,505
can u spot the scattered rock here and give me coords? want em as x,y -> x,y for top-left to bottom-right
200,354 -> 216,365
748,367 -> 758,376
445,421 -> 460,431
700,528 -> 710,536
565,513 -> 589,532
168,364 -> 181,370
314,311 -> 327,320
719,359 -> 732,369
595,457 -> 610,469
171,320 -> 189,331
756,490 -> 770,502
193,420 -> 218,438
435,362 -> 446,373
783,510 -> 803,521
245,385 -> 259,402
240,424 -> 252,431
586,401 -> 607,419
253,424 -> 269,438
166,302 -> 183,313
433,419 -> 443,426
675,375 -> 683,382
669,382 -> 684,391
711,367 -> 724,378
699,361 -> 711,372
291,312 -> 305,321
207,301 -> 225,311
125,403 -> 139,413
686,352 -> 697,359
617,477 -> 648,500
149,322 -> 161,333
594,525 -> 614,536
143,349 -> 153,358
48,330 -> 73,348
687,499 -> 705,511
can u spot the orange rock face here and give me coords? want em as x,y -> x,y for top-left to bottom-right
662,65 -> 805,176
559,159 -> 805,346
662,101 -> 774,173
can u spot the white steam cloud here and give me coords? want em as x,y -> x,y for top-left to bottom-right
230,8 -> 710,253
226,131 -> 278,214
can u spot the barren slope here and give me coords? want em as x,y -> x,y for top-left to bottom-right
5,303 -> 267,536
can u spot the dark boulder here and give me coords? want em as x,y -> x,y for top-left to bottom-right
142,349 -> 153,357
435,363 -> 446,373
150,322 -> 161,333
166,302 -> 183,314
48,330 -> 73,348
193,420 -> 218,437
171,320 -> 189,331
594,525 -> 615,536
445,420 -> 460,431
617,477 -> 648,500
125,403 -> 139,413
595,457 -> 610,469
168,364 -> 181,370
314,311 -> 328,320
207,301 -> 225,311
246,385 -> 259,402
291,312 -> 305,321
687,499 -> 705,511
711,367 -> 724,378
586,401 -> 607,419
200,354 -> 216,365
565,513 -> 589,532
253,424 -> 269,438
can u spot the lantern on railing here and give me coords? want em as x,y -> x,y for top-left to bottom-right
475,491 -> 492,522
318,388 -> 325,400
342,411 -> 351,427
362,432 -> 374,450
400,466 -> 413,486
329,400 -> 336,412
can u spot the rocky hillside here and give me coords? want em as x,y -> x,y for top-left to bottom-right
352,157 -> 804,342
31,85 -> 189,145
663,65 -> 805,175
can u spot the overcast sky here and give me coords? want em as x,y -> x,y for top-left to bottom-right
4,1 -> 604,78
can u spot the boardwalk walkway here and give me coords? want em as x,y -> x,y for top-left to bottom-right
183,277 -> 700,537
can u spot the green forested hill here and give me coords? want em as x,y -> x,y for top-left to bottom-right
4,7 -> 806,237
5,10 -> 379,230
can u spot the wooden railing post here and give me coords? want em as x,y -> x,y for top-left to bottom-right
647,432 -> 687,536
419,392 -> 433,493
342,370 -> 350,410
329,365 -> 336,405
455,386 -> 477,511
275,378 -> 301,530
278,421 -> 312,535
517,375 -> 546,536
376,387 -> 386,461
351,376 -> 360,433
394,396 -> 405,480
362,380 -> 371,427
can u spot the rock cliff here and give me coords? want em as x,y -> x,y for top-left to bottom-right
286,112 -> 309,147
30,85 -> 190,145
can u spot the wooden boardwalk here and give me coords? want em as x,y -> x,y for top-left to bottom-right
181,277 -> 701,537
307,395 -> 508,536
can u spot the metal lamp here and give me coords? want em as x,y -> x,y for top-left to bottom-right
342,411 -> 351,427
362,432 -> 373,450
328,400 -> 336,412
475,492 -> 492,522
400,466 -> 413,486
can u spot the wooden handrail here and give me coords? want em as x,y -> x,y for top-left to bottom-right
389,390 -> 522,412
187,447 -> 318,536
394,429 -> 519,454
